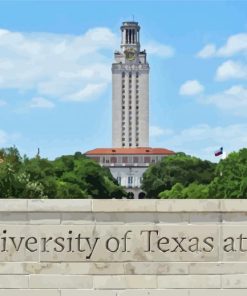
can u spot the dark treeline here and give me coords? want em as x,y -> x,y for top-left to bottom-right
1,147 -> 247,199
0,147 -> 126,199
141,149 -> 247,199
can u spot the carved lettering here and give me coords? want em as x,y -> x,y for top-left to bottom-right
223,237 -> 236,252
140,230 -> 158,252
188,237 -> 199,252
106,237 -> 120,252
203,237 -> 214,252
25,237 -> 38,252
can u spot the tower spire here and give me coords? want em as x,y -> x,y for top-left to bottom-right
112,21 -> 149,148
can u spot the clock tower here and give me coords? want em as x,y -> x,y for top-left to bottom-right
112,21 -> 149,148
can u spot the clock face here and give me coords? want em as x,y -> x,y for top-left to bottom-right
124,47 -> 136,61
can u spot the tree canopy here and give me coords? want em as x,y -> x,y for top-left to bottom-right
0,147 -> 126,199
145,149 -> 247,199
141,152 -> 216,198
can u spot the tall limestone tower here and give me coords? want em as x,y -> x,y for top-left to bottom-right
85,21 -> 175,198
112,21 -> 149,148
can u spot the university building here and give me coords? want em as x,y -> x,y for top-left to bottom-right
85,21 -> 175,198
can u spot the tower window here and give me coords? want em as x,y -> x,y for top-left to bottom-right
128,176 -> 133,184
136,72 -> 139,78
122,72 -> 125,77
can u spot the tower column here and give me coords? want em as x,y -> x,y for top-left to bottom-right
112,21 -> 149,148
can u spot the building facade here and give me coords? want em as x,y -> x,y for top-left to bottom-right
112,21 -> 149,148
85,21 -> 175,199
85,147 -> 175,198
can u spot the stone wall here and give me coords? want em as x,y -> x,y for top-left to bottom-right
0,199 -> 247,295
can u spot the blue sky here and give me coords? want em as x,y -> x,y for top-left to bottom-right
0,1 -> 247,161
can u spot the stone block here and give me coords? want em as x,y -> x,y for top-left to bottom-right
29,275 -> 93,289
61,212 -> 94,224
61,291 -> 117,296
120,290 -> 189,296
94,212 -> 125,224
189,262 -> 222,274
0,275 -> 28,288
92,199 -> 156,212
221,200 -> 247,212
0,199 -> 28,212
61,262 -> 125,275
222,274 -> 247,288
124,262 -> 188,275
189,213 -> 221,224
0,290 -> 60,296
157,275 -> 220,288
222,213 -> 247,224
157,199 -> 220,212
189,290 -> 247,296
93,275 -> 156,289
0,212 -> 28,224
157,213 -> 189,224
28,212 -> 61,224
0,262 -> 26,274
190,262 -> 247,274
28,199 -> 92,212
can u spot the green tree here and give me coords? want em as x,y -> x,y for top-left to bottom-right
159,183 -> 184,199
0,147 -> 127,199
209,148 -> 247,198
142,152 -> 216,198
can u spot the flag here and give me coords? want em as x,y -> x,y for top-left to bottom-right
214,147 -> 223,157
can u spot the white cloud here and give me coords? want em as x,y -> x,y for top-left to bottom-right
150,126 -> 174,137
203,85 -> 247,116
0,27 -> 174,104
158,124 -> 247,161
144,41 -> 175,58
179,80 -> 204,96
0,100 -> 7,107
197,33 -> 247,58
64,83 -> 107,102
217,33 -> 247,57
0,27 -> 116,102
28,97 -> 55,109
197,44 -> 216,58
216,60 -> 247,81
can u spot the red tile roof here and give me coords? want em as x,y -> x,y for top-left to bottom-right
84,147 -> 175,155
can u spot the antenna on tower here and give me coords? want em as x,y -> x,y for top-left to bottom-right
36,148 -> 40,159
132,15 -> 135,21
